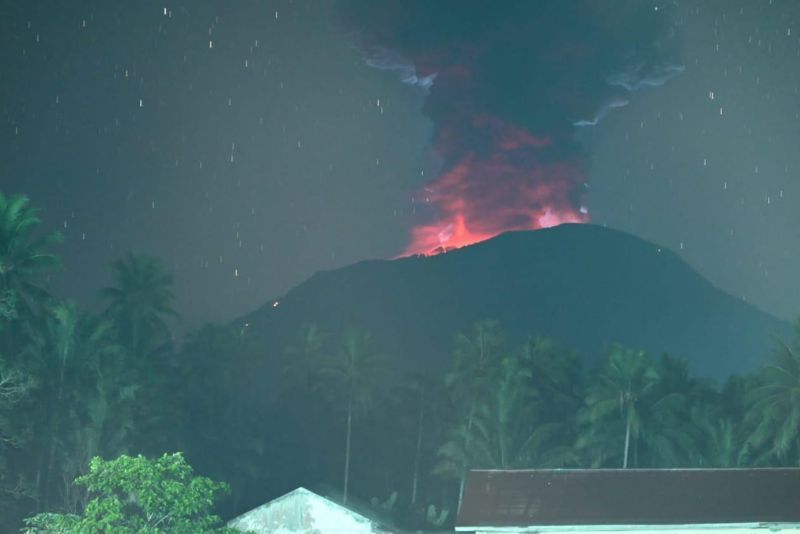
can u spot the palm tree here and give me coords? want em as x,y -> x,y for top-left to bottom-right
443,320 -> 505,511
438,351 -> 574,477
0,192 -> 62,307
59,342 -> 136,514
475,358 -> 530,468
178,323 -> 265,514
434,419 -> 477,486
520,336 -> 583,461
0,355 -> 36,525
745,322 -> 800,465
399,372 -> 440,507
691,374 -> 754,467
99,254 -> 179,456
175,324 -> 239,469
579,346 -> 660,468
283,323 -> 327,396
693,408 -> 750,467
0,192 -> 61,353
635,354 -> 710,467
473,356 -> 533,468
522,336 -> 582,413
271,323 -> 332,489
320,325 -> 389,505
0,356 -> 35,448
100,253 -> 178,358
28,301 -> 80,507
23,301 -> 123,510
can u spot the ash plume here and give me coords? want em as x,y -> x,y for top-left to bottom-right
338,0 -> 682,255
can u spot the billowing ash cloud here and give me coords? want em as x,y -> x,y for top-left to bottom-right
338,0 -> 682,255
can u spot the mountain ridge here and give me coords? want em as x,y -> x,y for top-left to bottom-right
241,224 -> 789,379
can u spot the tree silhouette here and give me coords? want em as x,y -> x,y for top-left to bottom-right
23,301 -> 123,511
0,192 -> 61,355
0,192 -> 61,311
178,323 -> 265,514
283,322 -> 327,397
745,322 -> 800,464
441,320 -> 504,511
100,253 -> 178,359
578,346 -> 659,468
319,325 -> 389,505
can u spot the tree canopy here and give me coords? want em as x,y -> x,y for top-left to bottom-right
2,190 -> 800,533
23,453 -> 236,534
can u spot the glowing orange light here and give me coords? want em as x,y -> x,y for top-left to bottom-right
401,116 -> 590,256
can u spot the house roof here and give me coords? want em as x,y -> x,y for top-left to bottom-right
457,468 -> 800,530
227,487 -> 392,533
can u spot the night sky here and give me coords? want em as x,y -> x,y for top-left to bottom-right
2,0 -> 799,328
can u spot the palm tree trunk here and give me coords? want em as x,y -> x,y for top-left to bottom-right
411,386 -> 425,506
623,410 -> 632,469
43,344 -> 70,508
343,390 -> 353,505
458,404 -> 475,514
499,401 -> 507,468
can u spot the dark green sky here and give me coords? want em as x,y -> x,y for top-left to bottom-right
2,0 -> 798,326
588,0 -> 800,320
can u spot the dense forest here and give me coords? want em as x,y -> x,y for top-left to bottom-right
1,190 -> 799,532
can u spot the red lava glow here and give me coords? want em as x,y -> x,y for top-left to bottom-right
344,2 -> 676,258
402,116 -> 590,256
404,203 -> 587,256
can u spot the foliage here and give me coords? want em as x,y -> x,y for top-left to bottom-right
3,190 -> 800,531
100,253 -> 178,358
99,253 -> 180,455
395,371 -> 443,507
0,191 -> 62,318
23,300 -> 131,512
370,490 -> 397,511
576,348 -> 711,468
577,346 -> 658,467
283,322 -> 327,394
745,321 -> 800,464
436,320 -> 506,510
0,289 -> 17,321
23,453 -> 237,533
0,358 -> 35,448
0,191 -> 63,528
176,323 -> 265,515
436,323 -> 582,517
319,325 -> 391,504
320,325 -> 391,416
425,503 -> 449,527
0,356 -> 36,514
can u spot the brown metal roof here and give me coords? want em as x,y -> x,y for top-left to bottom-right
457,469 -> 800,528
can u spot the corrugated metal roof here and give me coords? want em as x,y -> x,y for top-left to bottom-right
457,469 -> 800,529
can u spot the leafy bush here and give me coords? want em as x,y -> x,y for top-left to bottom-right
24,452 -> 238,533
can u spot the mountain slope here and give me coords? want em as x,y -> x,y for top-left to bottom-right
241,224 -> 789,379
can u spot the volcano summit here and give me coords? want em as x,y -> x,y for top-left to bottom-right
243,224 -> 788,379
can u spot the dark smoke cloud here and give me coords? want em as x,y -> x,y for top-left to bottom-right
338,0 -> 682,254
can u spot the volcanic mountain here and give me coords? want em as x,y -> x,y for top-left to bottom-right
241,224 -> 789,379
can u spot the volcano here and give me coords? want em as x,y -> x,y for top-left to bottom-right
241,224 -> 789,379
